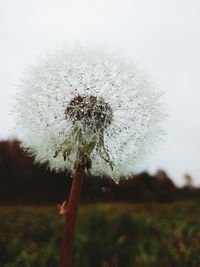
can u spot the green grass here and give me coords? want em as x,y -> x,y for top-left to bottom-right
0,201 -> 200,267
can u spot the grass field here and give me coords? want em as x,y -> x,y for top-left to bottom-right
0,200 -> 200,267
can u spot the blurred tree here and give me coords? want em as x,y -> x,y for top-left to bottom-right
184,173 -> 193,189
0,140 -> 199,204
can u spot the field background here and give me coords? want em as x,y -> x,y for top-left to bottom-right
0,141 -> 200,267
1,201 -> 200,267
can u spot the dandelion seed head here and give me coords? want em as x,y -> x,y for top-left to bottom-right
15,47 -> 165,180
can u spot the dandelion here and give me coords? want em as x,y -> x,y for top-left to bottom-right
15,47 -> 164,267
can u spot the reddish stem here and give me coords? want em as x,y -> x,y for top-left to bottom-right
59,165 -> 85,267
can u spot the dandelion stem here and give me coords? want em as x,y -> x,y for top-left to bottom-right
59,165 -> 85,267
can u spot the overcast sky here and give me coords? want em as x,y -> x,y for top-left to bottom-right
1,0 -> 200,185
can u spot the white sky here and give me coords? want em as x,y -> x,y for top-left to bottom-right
1,0 -> 200,186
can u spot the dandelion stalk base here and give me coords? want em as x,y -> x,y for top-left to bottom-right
59,165 -> 85,267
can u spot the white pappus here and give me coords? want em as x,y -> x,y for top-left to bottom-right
15,47 -> 165,182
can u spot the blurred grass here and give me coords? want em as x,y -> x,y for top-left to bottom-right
0,201 -> 200,267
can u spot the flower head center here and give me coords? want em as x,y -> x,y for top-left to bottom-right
65,95 -> 113,130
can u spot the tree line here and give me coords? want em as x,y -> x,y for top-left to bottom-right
0,140 -> 199,204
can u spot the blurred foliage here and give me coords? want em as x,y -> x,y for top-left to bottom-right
0,201 -> 200,267
0,140 -> 199,204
